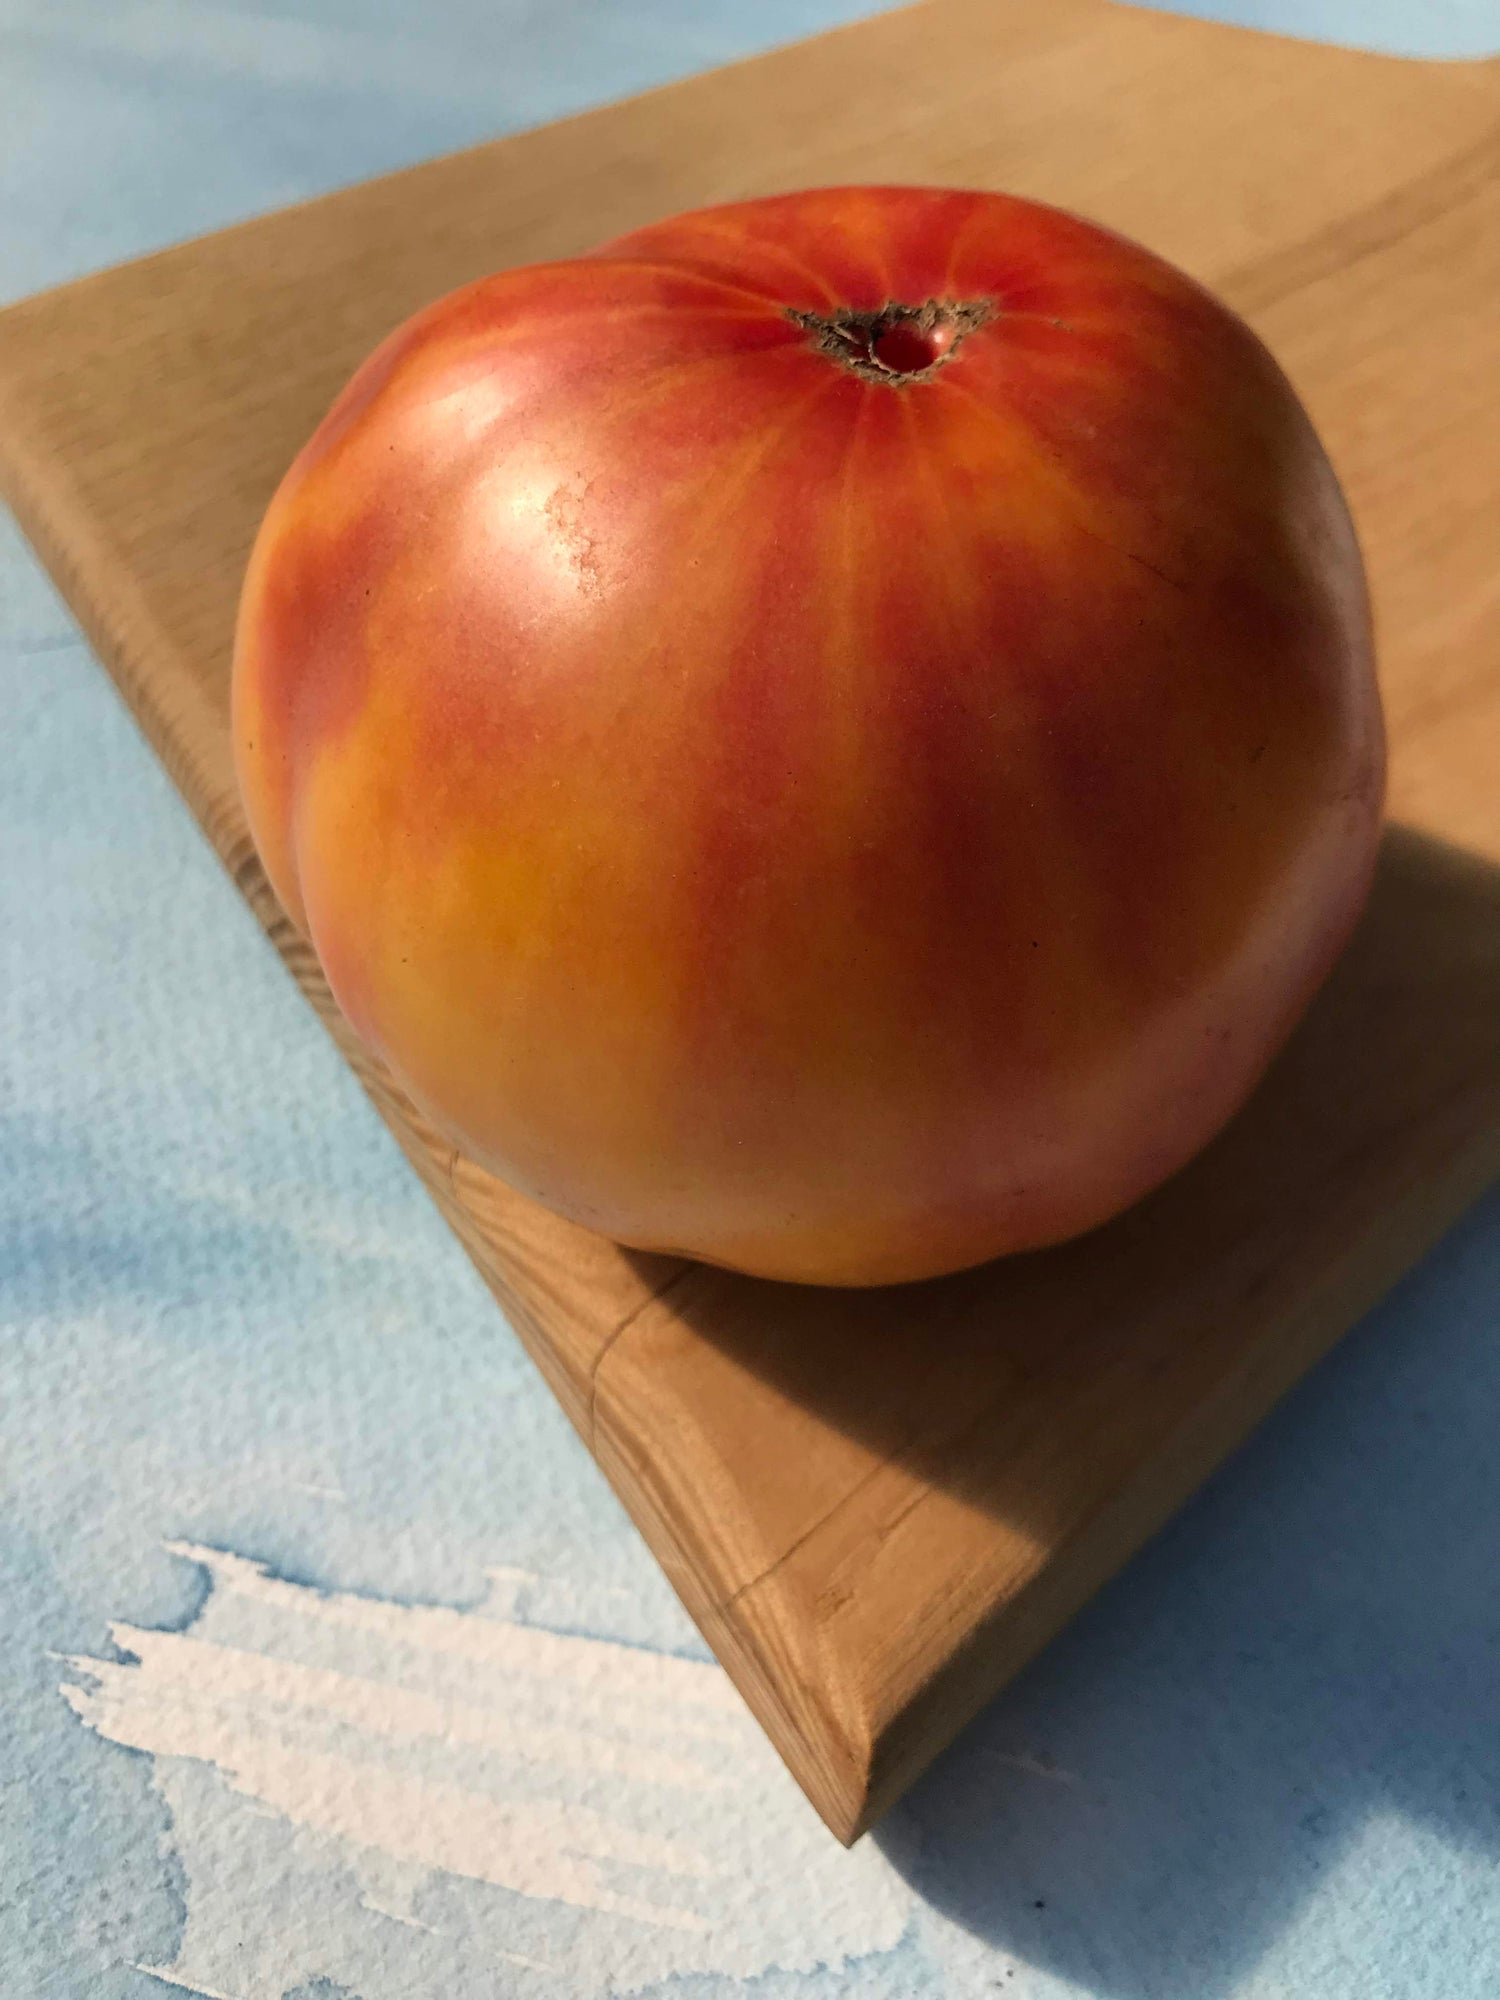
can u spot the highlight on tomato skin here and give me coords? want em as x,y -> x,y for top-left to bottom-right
232,184 -> 1385,1288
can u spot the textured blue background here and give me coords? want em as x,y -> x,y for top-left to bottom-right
3,4 -> 1498,1997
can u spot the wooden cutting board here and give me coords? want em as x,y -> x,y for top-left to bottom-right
2,0 -> 1498,1843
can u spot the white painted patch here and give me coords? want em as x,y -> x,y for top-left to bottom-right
132,1967 -> 238,1999
63,1544 -> 912,1996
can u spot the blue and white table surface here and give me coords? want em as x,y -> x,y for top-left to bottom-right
3,3 -> 1498,1996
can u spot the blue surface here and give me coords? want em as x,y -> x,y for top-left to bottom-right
1136,0 -> 1498,56
3,5 -> 1498,1998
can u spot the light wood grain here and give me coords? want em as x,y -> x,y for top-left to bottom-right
1,0 -> 1497,1841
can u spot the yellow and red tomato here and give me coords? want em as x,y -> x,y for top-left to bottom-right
233,186 -> 1383,1286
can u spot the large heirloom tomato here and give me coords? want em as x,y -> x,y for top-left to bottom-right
233,186 -> 1383,1286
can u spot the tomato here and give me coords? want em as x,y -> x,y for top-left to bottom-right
233,186 -> 1383,1285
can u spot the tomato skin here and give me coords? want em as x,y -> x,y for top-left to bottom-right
233,185 -> 1383,1286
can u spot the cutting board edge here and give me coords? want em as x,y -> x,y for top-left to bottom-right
847,1118 -> 1500,1837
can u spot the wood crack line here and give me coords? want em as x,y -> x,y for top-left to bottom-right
586,1263 -> 695,1453
717,1461 -> 934,1621
715,1281 -> 986,1622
